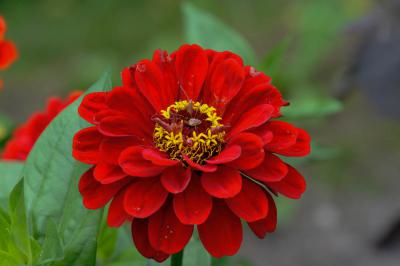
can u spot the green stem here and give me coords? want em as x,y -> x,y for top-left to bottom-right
171,249 -> 184,266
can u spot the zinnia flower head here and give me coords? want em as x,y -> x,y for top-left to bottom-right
73,44 -> 311,261
2,92 -> 81,160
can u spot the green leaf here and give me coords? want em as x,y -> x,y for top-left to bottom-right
259,37 -> 291,80
100,225 -> 146,266
182,234 -> 211,266
0,205 -> 11,251
0,162 -> 23,208
22,70 -> 112,266
182,2 -> 256,65
0,113 -> 14,146
97,216 -> 118,261
282,93 -> 343,119
212,257 -> 253,266
9,180 -> 32,264
0,250 -> 20,266
146,259 -> 169,266
36,219 -> 64,264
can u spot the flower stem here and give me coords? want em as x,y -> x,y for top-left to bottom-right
171,250 -> 184,266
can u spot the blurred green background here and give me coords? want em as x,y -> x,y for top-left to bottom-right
1,0 -> 400,265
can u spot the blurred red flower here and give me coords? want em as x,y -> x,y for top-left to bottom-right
73,44 -> 311,261
0,40 -> 18,70
0,16 -> 6,40
2,92 -> 81,160
0,15 -> 18,90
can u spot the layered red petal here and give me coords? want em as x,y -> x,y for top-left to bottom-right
227,104 -> 274,139
248,192 -> 277,239
135,59 -> 169,111
227,133 -> 265,170
173,177 -> 212,225
93,163 -> 127,184
78,92 -> 108,124
275,128 -> 311,157
107,189 -> 130,227
161,166 -> 191,194
72,127 -> 102,164
175,44 -> 208,101
244,153 -> 288,182
266,164 -> 307,199
206,145 -> 241,165
225,178 -> 269,222
201,166 -> 242,198
119,146 -> 165,177
148,203 -> 194,254
79,167 -> 130,209
264,121 -> 298,152
131,219 -> 169,262
198,200 -> 242,257
124,178 -> 168,218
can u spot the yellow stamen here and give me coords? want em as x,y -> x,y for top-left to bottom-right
153,101 -> 225,164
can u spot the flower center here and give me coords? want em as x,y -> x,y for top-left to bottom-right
153,100 -> 225,164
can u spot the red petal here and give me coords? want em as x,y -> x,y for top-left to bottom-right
153,49 -> 178,105
198,200 -> 242,257
275,128 -> 311,157
135,59 -> 166,111
227,104 -> 274,139
107,189 -> 130,227
124,178 -> 168,218
206,145 -> 241,165
119,146 -> 165,177
93,163 -> 127,184
72,127 -> 102,164
175,44 -> 208,101
266,164 -> 307,199
107,86 -> 140,114
98,115 -> 149,138
209,58 -> 245,111
0,40 -> 18,69
201,166 -> 242,198
223,75 -> 274,124
121,66 -> 136,88
244,153 -> 288,182
98,136 -> 139,164
131,219 -> 169,262
227,133 -> 264,170
264,84 -> 286,118
202,51 -> 243,104
78,92 -> 108,124
173,177 -> 212,225
225,178 -> 268,222
264,121 -> 298,151
107,86 -> 154,135
161,166 -> 191,194
183,155 -> 217,173
142,149 -> 179,166
250,123 -> 274,146
148,203 -> 194,254
248,192 -> 277,239
79,167 -> 129,209
92,109 -> 121,124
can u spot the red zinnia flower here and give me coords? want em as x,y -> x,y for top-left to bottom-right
0,40 -> 18,70
73,44 -> 311,261
0,15 -> 18,90
2,92 -> 81,160
0,16 -> 6,40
